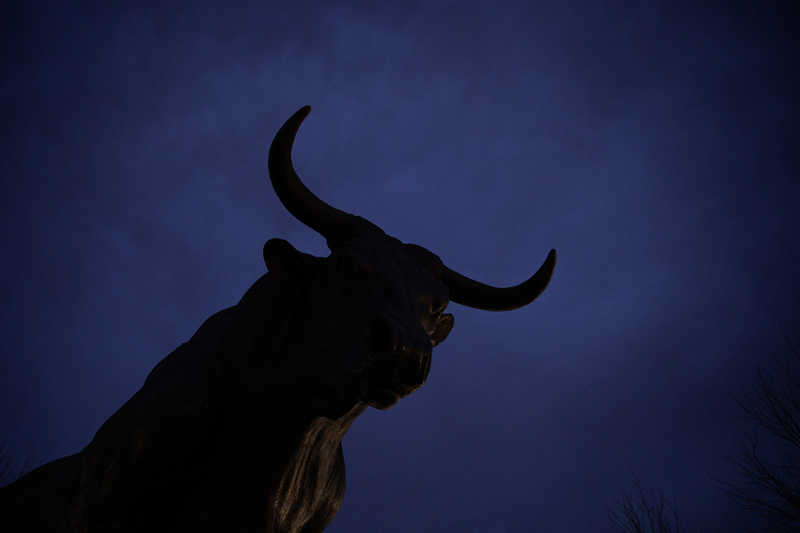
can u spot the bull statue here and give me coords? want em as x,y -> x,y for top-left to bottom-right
0,106 -> 556,532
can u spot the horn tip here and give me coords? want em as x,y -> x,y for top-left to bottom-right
542,248 -> 557,283
283,106 -> 311,129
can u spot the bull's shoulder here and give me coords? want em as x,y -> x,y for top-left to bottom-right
69,313 -> 231,529
188,306 -> 235,344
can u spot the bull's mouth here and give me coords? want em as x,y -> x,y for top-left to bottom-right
357,379 -> 409,410
355,349 -> 431,410
347,315 -> 433,409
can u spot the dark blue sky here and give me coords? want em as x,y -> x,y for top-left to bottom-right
2,1 -> 799,531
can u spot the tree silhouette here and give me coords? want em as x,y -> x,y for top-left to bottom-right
607,475 -> 684,533
0,369 -> 36,488
610,328 -> 800,532
0,443 -> 35,489
718,327 -> 800,532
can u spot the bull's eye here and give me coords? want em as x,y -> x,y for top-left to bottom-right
337,255 -> 372,281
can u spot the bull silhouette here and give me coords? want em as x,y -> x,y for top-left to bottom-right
0,107 -> 556,532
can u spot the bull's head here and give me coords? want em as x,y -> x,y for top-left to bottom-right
265,106 -> 556,410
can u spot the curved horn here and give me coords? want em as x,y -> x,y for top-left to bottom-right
443,249 -> 556,311
268,106 -> 354,241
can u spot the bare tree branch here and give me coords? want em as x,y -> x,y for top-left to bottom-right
716,327 -> 800,532
0,443 -> 36,488
608,474 -> 684,533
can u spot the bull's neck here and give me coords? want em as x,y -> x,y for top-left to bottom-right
269,401 -> 366,530
214,392 -> 366,531
212,273 -> 369,529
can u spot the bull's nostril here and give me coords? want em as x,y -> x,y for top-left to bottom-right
364,318 -> 396,359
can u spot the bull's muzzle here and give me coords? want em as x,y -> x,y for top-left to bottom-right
353,315 -> 433,408
362,316 -> 399,361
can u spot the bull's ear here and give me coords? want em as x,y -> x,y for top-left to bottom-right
263,238 -> 320,283
431,313 -> 454,347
